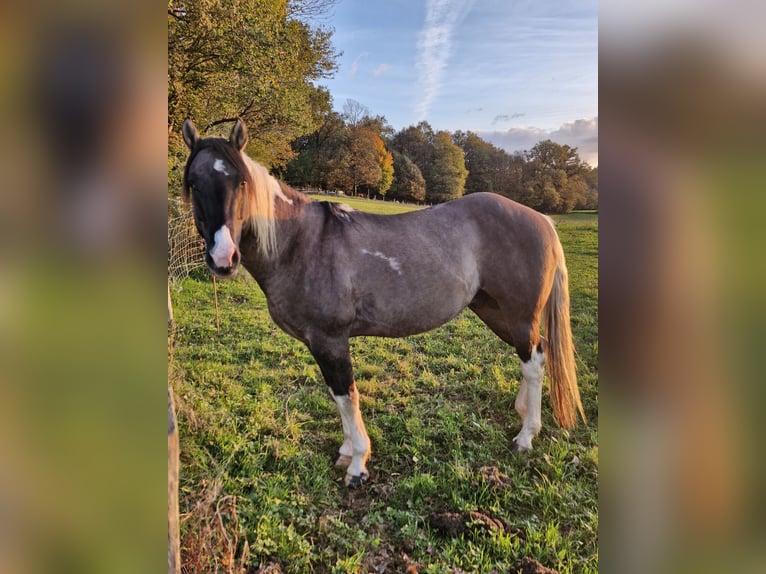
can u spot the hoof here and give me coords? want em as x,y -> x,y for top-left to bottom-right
511,440 -> 531,453
345,472 -> 369,488
335,454 -> 352,468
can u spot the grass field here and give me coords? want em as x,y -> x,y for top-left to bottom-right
170,196 -> 598,573
308,193 -> 424,215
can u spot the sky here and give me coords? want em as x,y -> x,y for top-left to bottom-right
318,0 -> 598,165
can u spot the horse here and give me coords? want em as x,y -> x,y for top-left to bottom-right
181,118 -> 585,487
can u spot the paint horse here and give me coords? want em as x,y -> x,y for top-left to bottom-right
182,118 -> 585,487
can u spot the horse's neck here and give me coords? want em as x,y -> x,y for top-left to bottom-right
274,181 -> 311,214
239,160 -> 313,285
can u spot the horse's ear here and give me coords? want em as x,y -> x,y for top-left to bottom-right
230,118 -> 248,151
182,119 -> 200,150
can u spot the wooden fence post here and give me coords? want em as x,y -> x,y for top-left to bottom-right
168,386 -> 181,574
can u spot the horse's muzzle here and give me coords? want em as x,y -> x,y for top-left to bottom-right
206,249 -> 240,278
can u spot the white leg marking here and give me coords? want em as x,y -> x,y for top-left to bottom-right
210,225 -> 236,268
514,348 -> 545,451
515,378 -> 528,419
329,389 -> 353,466
333,386 -> 370,482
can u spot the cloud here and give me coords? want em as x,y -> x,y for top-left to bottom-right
492,112 -> 526,125
479,117 -> 599,166
373,63 -> 391,77
349,52 -> 368,76
415,0 -> 477,121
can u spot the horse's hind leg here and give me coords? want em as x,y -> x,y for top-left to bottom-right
512,344 -> 545,452
309,338 -> 371,487
470,299 -> 544,451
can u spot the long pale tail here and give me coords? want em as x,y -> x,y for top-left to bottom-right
544,237 -> 586,430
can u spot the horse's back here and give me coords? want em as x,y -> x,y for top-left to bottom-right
437,192 -> 558,271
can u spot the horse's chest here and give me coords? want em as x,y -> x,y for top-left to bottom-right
265,296 -> 306,341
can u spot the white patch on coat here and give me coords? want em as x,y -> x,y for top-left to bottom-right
271,180 -> 293,204
213,159 -> 229,175
244,155 -> 293,205
210,225 -> 236,268
361,249 -> 402,274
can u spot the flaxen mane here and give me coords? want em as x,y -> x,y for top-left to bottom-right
183,137 -> 277,258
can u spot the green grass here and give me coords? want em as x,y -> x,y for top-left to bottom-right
308,193 -> 422,215
170,201 -> 598,573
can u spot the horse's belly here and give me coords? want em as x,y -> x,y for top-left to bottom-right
350,293 -> 470,338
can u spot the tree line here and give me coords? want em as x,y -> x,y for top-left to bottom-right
168,0 -> 597,214
283,101 -> 597,212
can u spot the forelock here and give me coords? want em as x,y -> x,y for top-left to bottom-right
182,137 -> 254,200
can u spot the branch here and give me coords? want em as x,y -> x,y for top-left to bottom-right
168,8 -> 186,21
205,100 -> 255,131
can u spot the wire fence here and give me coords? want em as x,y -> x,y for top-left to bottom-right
168,202 -> 205,287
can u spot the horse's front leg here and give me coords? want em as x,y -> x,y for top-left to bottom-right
309,338 -> 371,487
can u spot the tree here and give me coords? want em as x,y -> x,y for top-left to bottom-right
577,166 -> 598,210
372,136 -> 394,197
284,110 -> 346,188
391,122 -> 434,172
391,122 -> 468,203
168,0 -> 338,170
342,99 -> 370,127
328,127 -> 382,196
426,131 -> 468,203
454,130 -> 502,195
521,139 -> 589,213
388,151 -> 426,202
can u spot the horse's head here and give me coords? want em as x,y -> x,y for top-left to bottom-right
182,118 -> 252,278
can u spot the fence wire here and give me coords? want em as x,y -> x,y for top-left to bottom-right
168,205 -> 205,287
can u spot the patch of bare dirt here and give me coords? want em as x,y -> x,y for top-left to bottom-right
511,557 -> 559,574
361,544 -> 422,574
478,465 -> 513,489
427,511 -> 525,540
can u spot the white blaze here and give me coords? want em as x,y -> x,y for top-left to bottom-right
213,159 -> 229,175
210,225 -> 236,268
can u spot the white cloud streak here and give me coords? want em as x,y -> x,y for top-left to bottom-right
373,63 -> 391,77
479,117 -> 599,166
415,0 -> 476,121
349,52 -> 368,76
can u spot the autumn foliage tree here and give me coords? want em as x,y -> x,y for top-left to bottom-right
168,0 -> 338,170
286,100 -> 394,197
